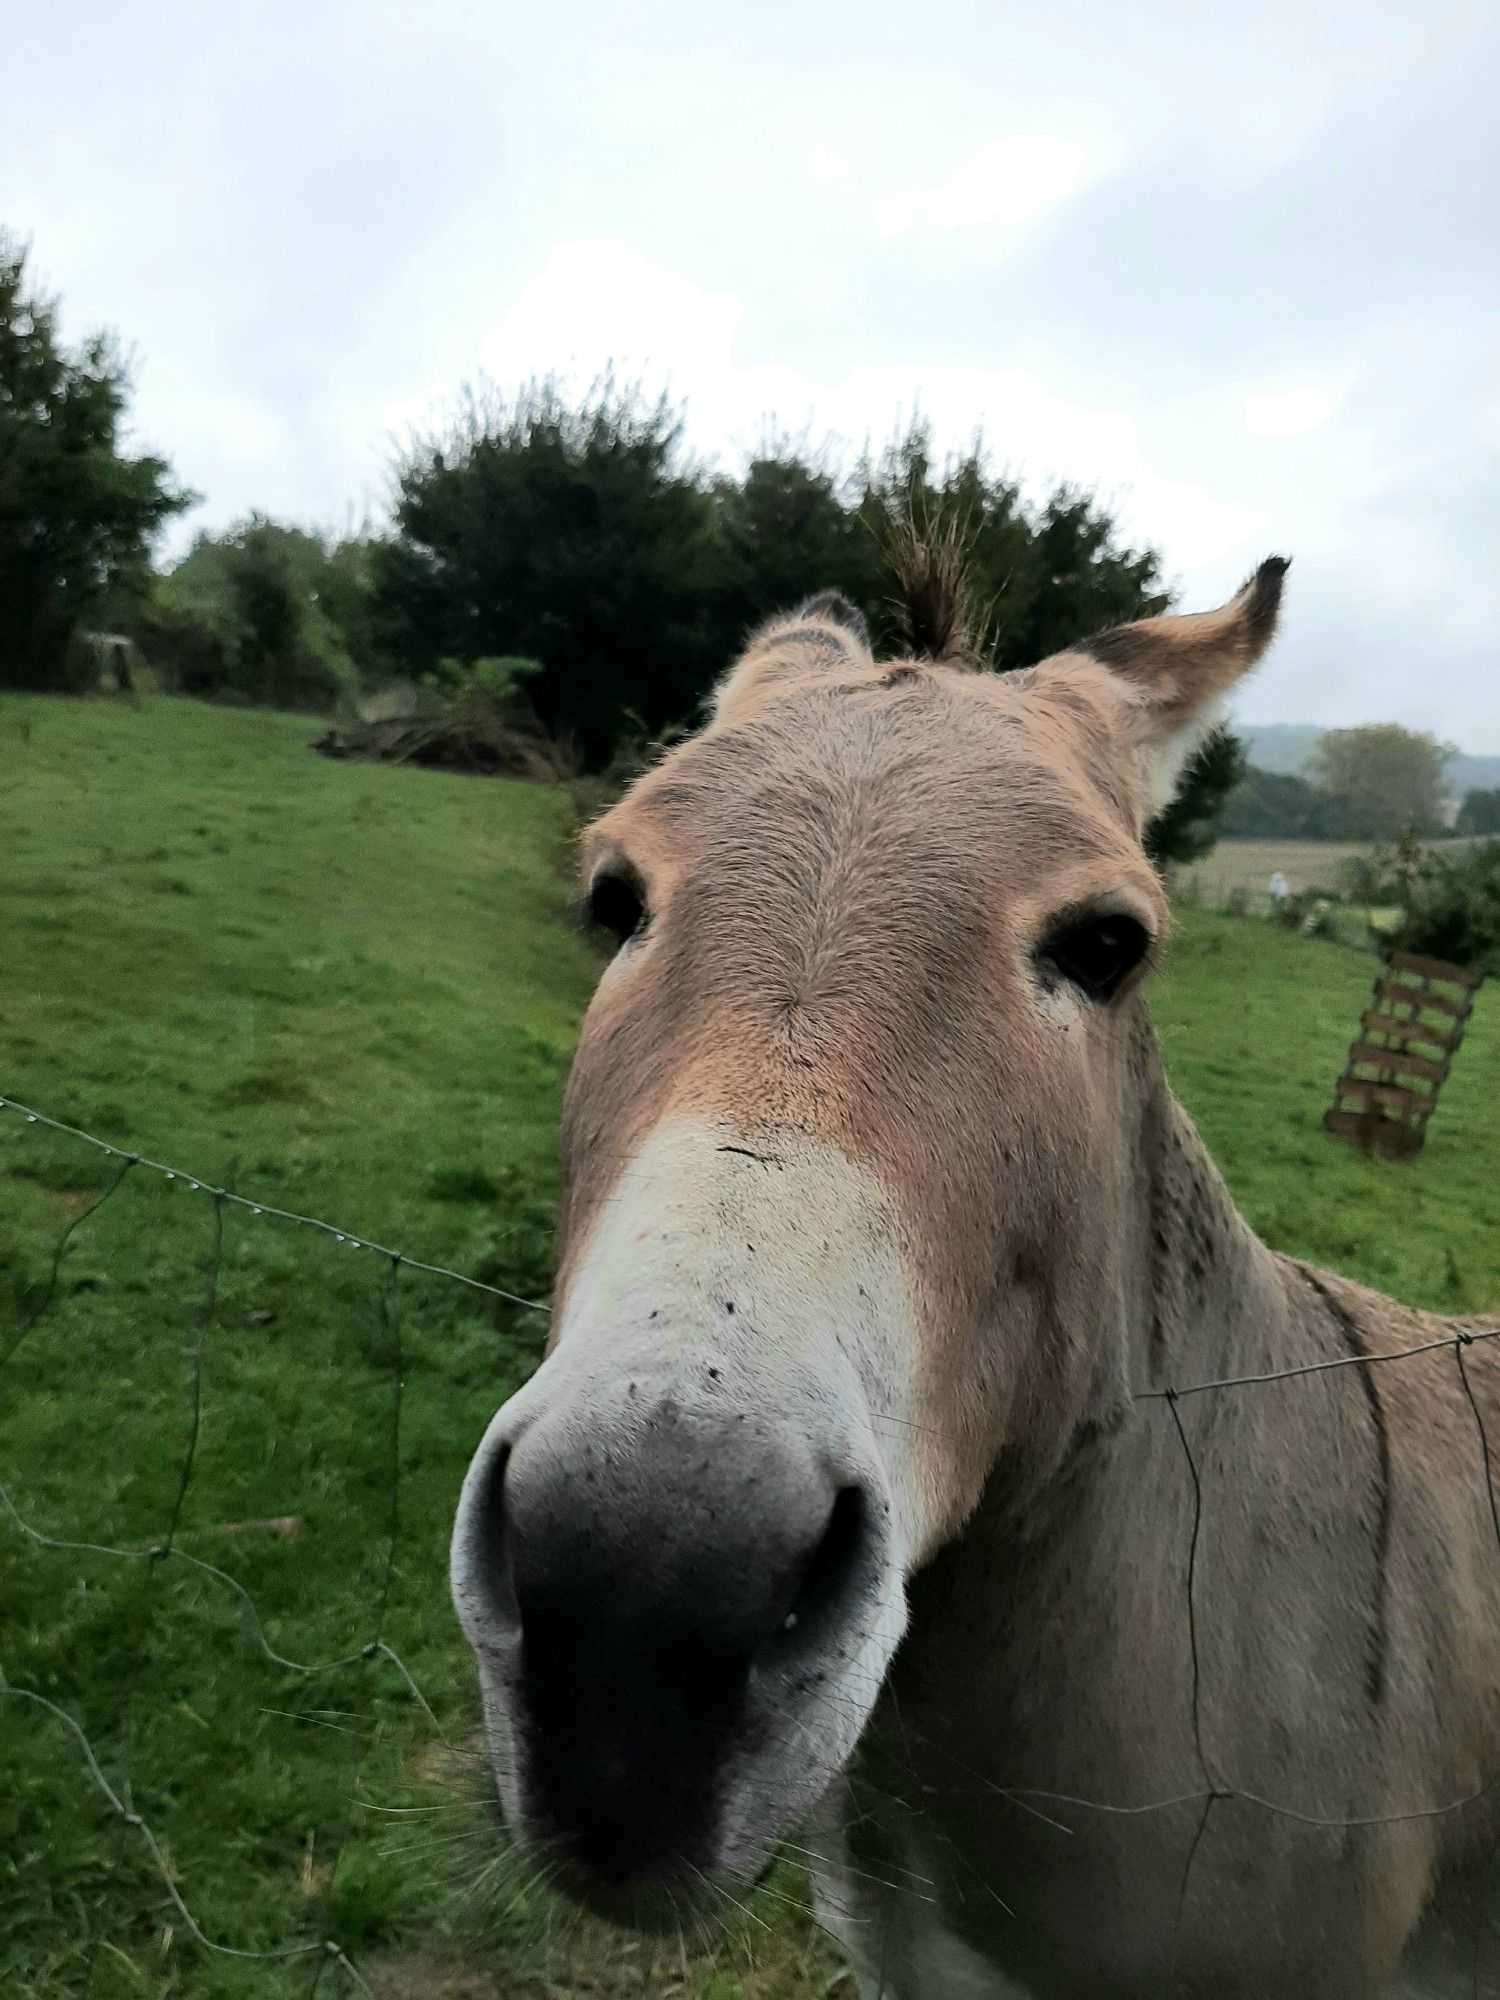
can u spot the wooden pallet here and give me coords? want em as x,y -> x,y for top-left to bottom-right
1324,951 -> 1480,1159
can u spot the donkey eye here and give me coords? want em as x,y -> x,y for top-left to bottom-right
1039,913 -> 1150,1003
587,867 -> 647,947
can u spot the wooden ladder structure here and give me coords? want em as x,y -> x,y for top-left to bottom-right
1324,950 -> 1481,1159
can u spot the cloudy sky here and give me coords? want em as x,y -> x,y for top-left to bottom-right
5,0 -> 1496,742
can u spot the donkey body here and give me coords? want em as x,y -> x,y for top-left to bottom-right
451,555 -> 1500,1996
812,1100 -> 1500,1998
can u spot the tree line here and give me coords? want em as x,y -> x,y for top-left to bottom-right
1219,727 -> 1487,843
120,378 -> 1176,776
6,230 -> 1488,860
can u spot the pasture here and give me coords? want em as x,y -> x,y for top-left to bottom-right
1184,836 -> 1384,916
2,694 -> 1497,1998
1183,834 -> 1481,913
1183,836 -> 1371,903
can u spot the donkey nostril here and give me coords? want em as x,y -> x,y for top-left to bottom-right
474,1443 -> 519,1627
775,1484 -> 868,1652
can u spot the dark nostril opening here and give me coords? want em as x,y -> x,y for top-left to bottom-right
774,1485 -> 868,1654
474,1443 -> 519,1627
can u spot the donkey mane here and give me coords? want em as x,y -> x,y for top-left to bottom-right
887,513 -> 988,668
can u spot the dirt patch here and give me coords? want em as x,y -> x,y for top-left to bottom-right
366,1919 -> 848,1999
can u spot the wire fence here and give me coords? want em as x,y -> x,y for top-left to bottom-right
0,1090 -> 550,1996
4,1089 -> 1500,1994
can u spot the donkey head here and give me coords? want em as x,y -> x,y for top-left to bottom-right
450,549 -> 1287,1920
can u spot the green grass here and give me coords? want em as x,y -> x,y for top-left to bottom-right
0,695 -> 1495,1998
1152,911 -> 1497,1315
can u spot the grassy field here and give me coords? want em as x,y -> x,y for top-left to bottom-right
2,695 -> 1497,1999
1182,835 -> 1481,913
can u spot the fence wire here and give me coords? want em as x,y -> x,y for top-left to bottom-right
0,1091 -> 507,1994
3,1090 -> 1500,1995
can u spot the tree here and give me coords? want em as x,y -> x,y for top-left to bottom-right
992,485 -> 1170,670
1308,724 -> 1452,840
156,515 -> 363,709
710,439 -> 873,647
1457,788 -> 1500,837
839,424 -> 1223,857
1215,766 -> 1342,840
845,425 -> 1224,859
376,376 -> 721,766
0,235 -> 187,688
846,424 -> 1036,659
1371,837 -> 1500,973
1146,729 -> 1249,866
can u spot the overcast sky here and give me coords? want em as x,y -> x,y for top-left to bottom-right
5,1 -> 1496,743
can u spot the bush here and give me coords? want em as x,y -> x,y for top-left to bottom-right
419,653 -> 540,705
1338,851 -> 1386,903
1349,832 -> 1500,971
1394,840 -> 1500,973
377,376 -> 722,768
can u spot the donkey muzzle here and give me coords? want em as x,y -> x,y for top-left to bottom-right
450,1373 -> 887,1900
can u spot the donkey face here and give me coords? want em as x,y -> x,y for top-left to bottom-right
451,557 -> 1287,1921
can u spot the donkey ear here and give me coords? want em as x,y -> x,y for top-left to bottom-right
795,589 -> 871,650
1069,557 -> 1289,813
713,591 -> 873,725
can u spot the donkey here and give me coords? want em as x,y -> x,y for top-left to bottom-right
450,551 -> 1500,1997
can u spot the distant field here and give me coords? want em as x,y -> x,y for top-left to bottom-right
2,696 -> 1497,1998
1186,835 -> 1479,909
1187,837 -> 1369,900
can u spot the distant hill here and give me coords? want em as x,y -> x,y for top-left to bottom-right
1239,724 -> 1500,796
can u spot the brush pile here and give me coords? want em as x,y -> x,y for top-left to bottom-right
312,658 -> 569,782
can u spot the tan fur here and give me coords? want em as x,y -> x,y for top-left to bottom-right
547,565 -> 1500,1995
712,602 -> 872,728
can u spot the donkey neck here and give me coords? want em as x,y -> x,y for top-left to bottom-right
1124,1005 -> 1291,1401
871,1011 -> 1303,1791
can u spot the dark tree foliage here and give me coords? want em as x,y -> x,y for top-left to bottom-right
1457,788 -> 1500,837
1146,728 -> 1249,867
377,378 -> 721,766
1215,765 -> 1343,840
846,430 -> 1224,865
0,236 -> 187,688
844,426 -> 1035,658
711,439 -> 874,644
991,486 -> 1170,669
